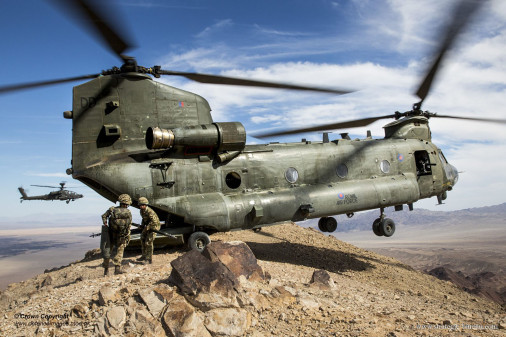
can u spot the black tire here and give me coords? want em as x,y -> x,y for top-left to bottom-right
252,228 -> 262,233
323,217 -> 338,233
318,218 -> 328,232
380,218 -> 395,237
188,232 -> 211,252
372,218 -> 383,236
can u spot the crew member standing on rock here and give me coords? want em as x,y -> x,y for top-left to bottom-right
137,197 -> 160,265
101,194 -> 132,275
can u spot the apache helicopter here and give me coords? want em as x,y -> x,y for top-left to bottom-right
2,0 -> 505,251
18,182 -> 83,204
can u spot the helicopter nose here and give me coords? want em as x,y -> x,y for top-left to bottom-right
450,164 -> 459,186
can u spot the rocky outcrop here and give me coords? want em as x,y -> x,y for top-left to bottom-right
0,223 -> 504,337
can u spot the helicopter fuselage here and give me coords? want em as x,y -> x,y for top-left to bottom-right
66,74 -> 458,235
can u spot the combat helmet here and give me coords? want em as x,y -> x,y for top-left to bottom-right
138,197 -> 149,205
118,194 -> 132,205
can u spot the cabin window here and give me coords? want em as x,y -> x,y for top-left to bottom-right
380,160 -> 390,173
285,167 -> 299,184
415,150 -> 432,176
225,172 -> 241,189
336,164 -> 348,178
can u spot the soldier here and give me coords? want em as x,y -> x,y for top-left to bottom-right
137,197 -> 160,264
101,194 -> 132,275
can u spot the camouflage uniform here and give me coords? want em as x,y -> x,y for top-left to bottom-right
101,204 -> 132,268
140,205 -> 160,262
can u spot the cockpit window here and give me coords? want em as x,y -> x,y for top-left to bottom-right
438,150 -> 448,164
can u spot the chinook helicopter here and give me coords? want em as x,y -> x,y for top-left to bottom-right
2,0 -> 505,251
18,182 -> 83,204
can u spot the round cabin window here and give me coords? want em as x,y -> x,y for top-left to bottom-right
285,167 -> 299,184
380,160 -> 390,173
336,164 -> 348,178
225,172 -> 241,189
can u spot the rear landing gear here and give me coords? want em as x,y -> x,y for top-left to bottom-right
188,231 -> 211,252
318,217 -> 338,233
372,208 -> 396,237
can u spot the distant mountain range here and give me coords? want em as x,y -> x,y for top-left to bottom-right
300,202 -> 506,232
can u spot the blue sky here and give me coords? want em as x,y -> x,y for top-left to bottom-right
1,0 -> 505,223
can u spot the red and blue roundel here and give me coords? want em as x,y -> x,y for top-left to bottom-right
338,193 -> 345,200
398,154 -> 404,162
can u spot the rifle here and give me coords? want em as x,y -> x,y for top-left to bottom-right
130,223 -> 178,239
90,223 -> 178,239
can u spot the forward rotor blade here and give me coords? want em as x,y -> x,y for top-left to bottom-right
415,0 -> 485,105
157,70 -> 354,95
432,114 -> 506,124
49,0 -> 134,61
254,114 -> 396,138
0,74 -> 100,94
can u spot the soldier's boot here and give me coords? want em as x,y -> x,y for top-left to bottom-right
114,265 -> 123,275
136,256 -> 146,262
142,259 -> 152,265
103,258 -> 110,276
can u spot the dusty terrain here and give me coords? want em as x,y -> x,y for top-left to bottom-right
0,222 -> 504,336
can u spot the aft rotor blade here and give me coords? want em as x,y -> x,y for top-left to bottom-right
432,114 -> 506,124
254,114 -> 396,138
49,0 -> 134,61
415,0 -> 485,105
0,74 -> 100,94
157,70 -> 354,95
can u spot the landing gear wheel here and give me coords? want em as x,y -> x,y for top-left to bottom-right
188,232 -> 211,252
318,218 -> 327,232
324,217 -> 338,233
372,218 -> 383,236
318,217 -> 338,233
253,228 -> 262,233
380,218 -> 395,237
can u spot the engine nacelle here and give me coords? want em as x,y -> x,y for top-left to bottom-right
146,122 -> 246,152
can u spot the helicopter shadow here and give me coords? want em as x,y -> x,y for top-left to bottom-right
246,228 -> 415,274
245,239 -> 373,274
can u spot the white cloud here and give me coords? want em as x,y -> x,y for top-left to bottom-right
155,0 -> 506,211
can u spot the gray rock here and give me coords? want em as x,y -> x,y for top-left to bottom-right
163,294 -> 211,337
130,308 -> 165,336
138,289 -> 166,317
106,306 -> 126,330
98,286 -> 117,306
204,308 -> 251,336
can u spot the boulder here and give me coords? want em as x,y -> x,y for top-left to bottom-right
138,289 -> 166,317
204,308 -> 252,336
98,286 -> 118,306
163,294 -> 211,337
309,269 -> 335,290
106,306 -> 126,330
129,308 -> 165,336
168,249 -> 241,309
169,249 -> 239,294
203,241 -> 266,281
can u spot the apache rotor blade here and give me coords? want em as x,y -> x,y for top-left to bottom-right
31,185 -> 59,188
49,0 -> 134,61
157,70 -> 354,95
254,114 -> 396,138
415,0 -> 485,105
432,114 -> 506,125
0,74 -> 100,94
